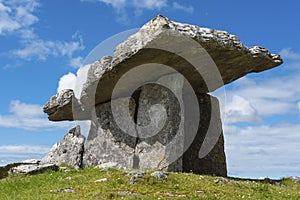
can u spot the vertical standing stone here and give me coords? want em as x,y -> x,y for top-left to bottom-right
135,74 -> 227,176
182,94 -> 227,176
135,83 -> 183,170
82,98 -> 137,168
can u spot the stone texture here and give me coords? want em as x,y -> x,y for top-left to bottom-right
9,163 -> 59,175
134,74 -> 226,176
289,176 -> 300,183
40,125 -> 85,169
150,171 -> 169,180
44,15 -> 282,122
80,56 -> 113,109
1,159 -> 55,179
82,98 -> 137,168
81,73 -> 226,175
0,159 -> 59,177
43,89 -> 88,121
79,15 -> 282,112
134,74 -> 185,171
43,89 -> 74,121
41,15 -> 283,177
182,94 -> 227,176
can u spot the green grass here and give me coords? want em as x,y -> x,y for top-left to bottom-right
0,167 -> 299,199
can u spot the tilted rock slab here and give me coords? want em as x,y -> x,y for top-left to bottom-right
44,15 -> 282,121
41,126 -> 85,169
1,160 -> 59,177
79,15 -> 282,115
43,89 -> 87,121
9,163 -> 59,175
1,159 -> 58,179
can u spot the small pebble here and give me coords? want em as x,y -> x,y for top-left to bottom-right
94,178 -> 108,183
50,188 -> 75,193
64,177 -> 72,181
150,171 -> 168,180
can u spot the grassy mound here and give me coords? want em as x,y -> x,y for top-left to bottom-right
0,167 -> 299,199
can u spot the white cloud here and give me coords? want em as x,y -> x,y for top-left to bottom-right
225,123 -> 300,178
81,0 -> 166,24
57,64 -> 91,98
0,93 -> 92,137
81,0 -> 194,24
279,48 -> 300,60
225,95 -> 261,124
96,0 -> 126,10
223,73 -> 300,118
69,56 -> 83,68
83,0 -> 167,10
9,100 -> 42,118
220,50 -> 300,178
172,2 -> 194,14
0,2 -> 20,34
13,38 -> 85,61
12,39 -> 55,61
0,1 -> 85,65
0,145 -> 50,155
57,72 -> 77,92
132,0 -> 167,10
13,0 -> 39,27
0,0 -> 39,35
18,28 -> 36,39
0,100 -> 75,131
0,144 -> 51,166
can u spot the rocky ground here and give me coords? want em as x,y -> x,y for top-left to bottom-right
1,162 -> 299,199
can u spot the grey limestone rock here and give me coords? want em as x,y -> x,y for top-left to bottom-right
43,89 -> 74,121
44,15 -> 282,121
40,125 -> 85,169
43,89 -> 88,121
134,74 -> 185,171
82,98 -> 137,168
182,93 -> 227,176
82,73 -> 226,176
289,176 -> 300,183
8,163 -> 59,175
150,171 -> 169,180
134,74 -> 226,176
80,15 -> 282,112
42,15 -> 283,177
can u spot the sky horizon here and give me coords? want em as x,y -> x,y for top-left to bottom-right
0,0 -> 300,179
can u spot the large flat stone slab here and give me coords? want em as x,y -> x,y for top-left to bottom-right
44,15 -> 282,121
80,15 -> 282,112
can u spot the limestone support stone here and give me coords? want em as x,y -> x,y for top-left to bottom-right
82,73 -> 226,176
82,98 -> 137,168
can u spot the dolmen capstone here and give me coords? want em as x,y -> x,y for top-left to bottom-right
43,15 -> 283,177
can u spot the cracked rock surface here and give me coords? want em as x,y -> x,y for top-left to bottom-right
41,126 -> 85,169
42,15 -> 283,176
79,15 -> 282,112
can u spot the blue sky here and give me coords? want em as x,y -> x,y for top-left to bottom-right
0,0 -> 299,179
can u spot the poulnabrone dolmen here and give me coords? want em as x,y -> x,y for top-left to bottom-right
43,15 -> 283,177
